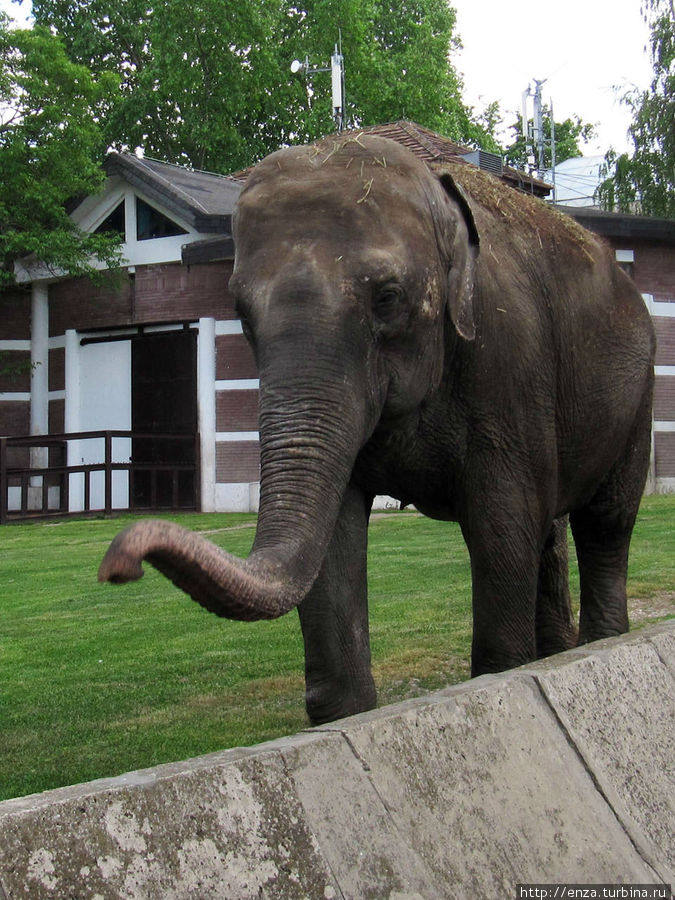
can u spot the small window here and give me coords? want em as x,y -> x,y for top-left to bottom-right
616,248 -> 634,278
94,200 -> 126,238
136,197 -> 188,241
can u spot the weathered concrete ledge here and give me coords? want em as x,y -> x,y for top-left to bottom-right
1,621 -> 673,899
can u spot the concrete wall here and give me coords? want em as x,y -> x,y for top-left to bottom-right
0,621 -> 673,899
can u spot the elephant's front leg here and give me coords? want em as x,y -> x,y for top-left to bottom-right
463,487 -> 547,676
297,482 -> 376,725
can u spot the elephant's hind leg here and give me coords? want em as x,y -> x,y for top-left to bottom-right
297,483 -> 376,725
570,397 -> 653,645
536,516 -> 577,658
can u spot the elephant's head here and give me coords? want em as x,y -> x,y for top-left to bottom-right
98,135 -> 479,619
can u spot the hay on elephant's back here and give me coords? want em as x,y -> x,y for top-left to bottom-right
430,160 -> 599,264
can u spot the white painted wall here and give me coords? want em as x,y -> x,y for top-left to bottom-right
67,339 -> 132,511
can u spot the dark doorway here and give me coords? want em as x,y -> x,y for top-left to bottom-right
131,329 -> 198,509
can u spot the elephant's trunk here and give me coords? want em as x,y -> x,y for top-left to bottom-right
97,518 -> 306,620
98,337 -> 370,621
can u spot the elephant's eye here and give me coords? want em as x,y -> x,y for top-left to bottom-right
372,284 -> 405,325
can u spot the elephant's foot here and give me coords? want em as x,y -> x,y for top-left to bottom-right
305,676 -> 377,726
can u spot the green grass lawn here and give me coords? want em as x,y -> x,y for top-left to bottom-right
1,497 -> 673,801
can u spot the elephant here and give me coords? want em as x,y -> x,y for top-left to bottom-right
99,134 -> 655,726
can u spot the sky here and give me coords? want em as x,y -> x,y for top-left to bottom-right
1,0 -> 654,159
452,0 -> 652,157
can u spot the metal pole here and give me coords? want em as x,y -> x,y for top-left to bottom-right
533,79 -> 545,176
331,44 -> 344,131
550,99 -> 556,202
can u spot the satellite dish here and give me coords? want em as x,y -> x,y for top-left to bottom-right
290,59 -> 304,74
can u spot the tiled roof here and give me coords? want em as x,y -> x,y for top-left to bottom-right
231,120 -> 551,197
355,121 -> 551,195
357,120 -> 469,163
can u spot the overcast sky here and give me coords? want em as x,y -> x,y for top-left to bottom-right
2,0 -> 653,158
452,0 -> 652,156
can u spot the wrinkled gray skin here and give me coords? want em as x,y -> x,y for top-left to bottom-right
100,136 -> 655,725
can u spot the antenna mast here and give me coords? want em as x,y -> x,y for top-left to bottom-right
521,79 -> 556,189
291,37 -> 346,133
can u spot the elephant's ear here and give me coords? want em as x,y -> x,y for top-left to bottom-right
437,171 -> 480,342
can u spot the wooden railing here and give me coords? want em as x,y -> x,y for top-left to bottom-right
0,431 -> 200,524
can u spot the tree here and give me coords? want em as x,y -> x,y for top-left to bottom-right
597,0 -> 675,216
31,0 -> 494,173
0,13 -> 123,286
503,105 -> 596,171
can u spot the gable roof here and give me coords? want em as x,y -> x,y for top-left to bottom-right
355,121 -> 551,197
103,153 -> 242,234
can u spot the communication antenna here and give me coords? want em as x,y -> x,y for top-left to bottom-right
521,79 -> 556,187
532,78 -> 546,173
550,98 -> 557,202
291,35 -> 346,132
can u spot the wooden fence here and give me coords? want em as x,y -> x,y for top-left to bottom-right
0,431 -> 200,524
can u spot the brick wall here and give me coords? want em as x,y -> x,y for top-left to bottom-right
654,376 -> 675,420
134,262 -> 235,323
606,235 -> 675,489
0,352 -> 31,392
654,433 -> 675,478
216,391 -> 258,432
216,441 -> 260,483
49,399 -> 65,433
0,402 -> 29,436
611,238 -> 675,302
216,334 -> 257,380
48,347 -> 65,392
0,288 -> 30,438
0,287 -> 30,341
653,317 -> 675,365
214,327 -> 259,487
48,261 -> 236,335
49,274 -> 133,336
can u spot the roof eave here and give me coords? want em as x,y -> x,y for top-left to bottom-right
182,235 -> 235,265
561,206 -> 675,243
103,153 -> 233,231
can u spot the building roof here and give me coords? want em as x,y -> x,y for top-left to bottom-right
355,121 -> 552,197
229,120 -> 552,198
563,206 -> 675,243
103,152 -> 242,234
183,120 -> 554,266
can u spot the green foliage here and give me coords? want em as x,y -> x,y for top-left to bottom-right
597,0 -> 675,216
31,0 -> 493,173
0,13 -> 123,285
503,104 -> 596,170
